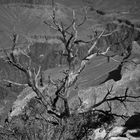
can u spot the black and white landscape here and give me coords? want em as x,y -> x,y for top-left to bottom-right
0,0 -> 140,140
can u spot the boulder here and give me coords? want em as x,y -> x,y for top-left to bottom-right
88,128 -> 106,140
107,126 -> 126,138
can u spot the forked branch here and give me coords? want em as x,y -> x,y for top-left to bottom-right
91,87 -> 140,110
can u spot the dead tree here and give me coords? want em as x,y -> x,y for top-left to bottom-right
43,3 -> 117,119
3,1 -> 138,128
3,15 -> 111,123
43,2 -> 140,122
3,33 -> 62,122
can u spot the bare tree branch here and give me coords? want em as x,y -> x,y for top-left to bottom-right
77,7 -> 88,27
44,21 -> 58,31
88,30 -> 105,54
3,32 -> 66,120
72,10 -> 78,42
91,87 -> 140,110
2,79 -> 28,86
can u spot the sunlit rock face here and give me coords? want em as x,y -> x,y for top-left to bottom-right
77,80 -> 115,112
75,61 -> 140,124
8,87 -> 36,120
68,41 -> 140,117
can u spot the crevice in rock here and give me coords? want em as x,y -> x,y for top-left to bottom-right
102,65 -> 122,83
